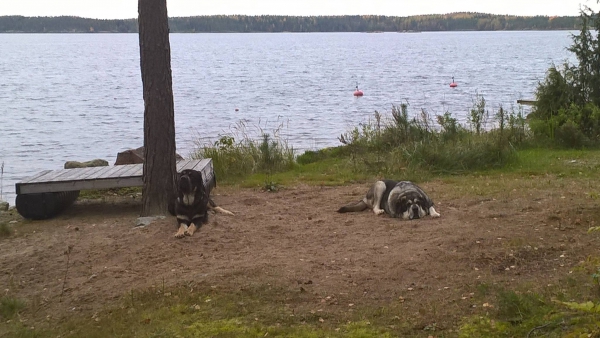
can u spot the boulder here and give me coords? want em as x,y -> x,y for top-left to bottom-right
115,146 -> 184,165
64,159 -> 109,169
0,201 -> 8,212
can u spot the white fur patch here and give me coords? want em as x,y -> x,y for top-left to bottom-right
429,206 -> 441,218
373,207 -> 385,215
182,193 -> 195,206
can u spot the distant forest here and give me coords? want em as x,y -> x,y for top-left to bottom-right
0,13 -> 580,33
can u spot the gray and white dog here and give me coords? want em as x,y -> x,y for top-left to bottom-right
337,180 -> 440,220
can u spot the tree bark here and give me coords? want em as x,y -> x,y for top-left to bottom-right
138,0 -> 177,216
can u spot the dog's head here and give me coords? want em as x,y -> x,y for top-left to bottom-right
396,195 -> 427,220
177,169 -> 204,195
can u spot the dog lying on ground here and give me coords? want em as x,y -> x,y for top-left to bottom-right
169,169 -> 234,238
337,180 -> 440,220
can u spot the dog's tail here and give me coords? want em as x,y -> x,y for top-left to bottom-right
337,200 -> 369,213
208,198 -> 235,216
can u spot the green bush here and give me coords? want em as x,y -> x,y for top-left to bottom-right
529,4 -> 600,147
532,64 -> 576,121
529,102 -> 600,147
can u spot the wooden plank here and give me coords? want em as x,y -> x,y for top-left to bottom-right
19,170 -> 53,184
18,177 -> 144,194
96,163 -> 134,179
131,166 -> 143,177
16,159 -> 210,195
176,159 -> 195,171
53,166 -> 102,182
190,158 -> 210,171
81,165 -> 115,180
71,165 -> 107,181
115,163 -> 142,178
517,99 -> 537,106
28,168 -> 73,183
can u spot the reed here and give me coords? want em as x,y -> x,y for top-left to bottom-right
335,99 -> 523,176
191,119 -> 296,187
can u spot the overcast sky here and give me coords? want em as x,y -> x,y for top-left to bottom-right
1,0 -> 598,19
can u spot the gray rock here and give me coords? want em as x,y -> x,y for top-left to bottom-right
135,216 -> 166,227
0,201 -> 8,211
115,146 -> 184,165
64,159 -> 109,169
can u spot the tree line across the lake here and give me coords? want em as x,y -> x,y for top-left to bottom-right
0,13 -> 580,33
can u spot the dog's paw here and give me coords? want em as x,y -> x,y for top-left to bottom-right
174,225 -> 187,238
429,207 -> 441,218
185,224 -> 197,237
373,208 -> 385,215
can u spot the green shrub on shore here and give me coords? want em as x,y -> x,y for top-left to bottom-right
335,100 -> 522,176
529,3 -> 600,147
191,120 -> 296,187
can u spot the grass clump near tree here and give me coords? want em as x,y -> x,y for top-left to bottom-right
191,120 -> 296,190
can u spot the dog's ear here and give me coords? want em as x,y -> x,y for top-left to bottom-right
192,170 -> 204,183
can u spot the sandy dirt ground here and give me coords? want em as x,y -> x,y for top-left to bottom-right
1,180 -> 599,330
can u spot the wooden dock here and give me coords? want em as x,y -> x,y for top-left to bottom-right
15,158 -> 214,220
517,99 -> 537,106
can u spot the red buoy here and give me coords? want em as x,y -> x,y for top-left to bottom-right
449,76 -> 457,88
353,85 -> 364,96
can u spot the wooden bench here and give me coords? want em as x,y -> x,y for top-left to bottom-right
15,158 -> 215,220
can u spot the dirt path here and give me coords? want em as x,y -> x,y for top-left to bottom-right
1,180 -> 599,329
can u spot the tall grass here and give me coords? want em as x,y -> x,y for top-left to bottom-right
191,120 -> 296,187
192,97 -> 532,184
335,98 -> 526,176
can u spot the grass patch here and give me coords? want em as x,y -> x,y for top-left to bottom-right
4,283 -> 401,338
78,187 -> 142,200
0,221 -> 12,238
459,269 -> 600,337
0,296 -> 25,320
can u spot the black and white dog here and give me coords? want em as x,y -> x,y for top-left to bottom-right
338,180 -> 440,220
170,169 -> 234,238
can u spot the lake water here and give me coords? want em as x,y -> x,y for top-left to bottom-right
0,31 -> 575,205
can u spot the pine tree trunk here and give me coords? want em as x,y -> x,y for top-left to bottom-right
138,0 -> 177,216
